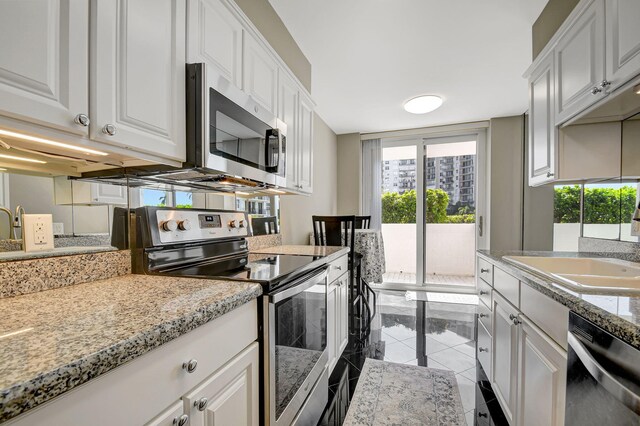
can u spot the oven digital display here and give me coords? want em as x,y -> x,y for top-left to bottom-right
198,214 -> 221,228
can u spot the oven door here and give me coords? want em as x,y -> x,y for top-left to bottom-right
565,316 -> 640,425
265,267 -> 328,426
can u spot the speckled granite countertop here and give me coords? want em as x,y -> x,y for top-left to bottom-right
478,250 -> 640,350
0,275 -> 262,422
0,246 -> 115,262
251,244 -> 349,259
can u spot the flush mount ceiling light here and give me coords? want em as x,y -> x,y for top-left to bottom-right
0,153 -> 47,164
403,95 -> 443,114
0,129 -> 108,156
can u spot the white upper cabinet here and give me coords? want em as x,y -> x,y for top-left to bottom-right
297,92 -> 314,193
0,0 -> 89,136
554,0 -> 605,124
605,0 -> 640,90
90,0 -> 186,162
529,52 -> 556,186
243,34 -> 278,116
278,71 -> 299,189
187,0 -> 243,87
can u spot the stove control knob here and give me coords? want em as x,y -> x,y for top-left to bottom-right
239,220 -> 245,228
229,220 -> 237,228
178,219 -> 192,231
161,220 -> 178,232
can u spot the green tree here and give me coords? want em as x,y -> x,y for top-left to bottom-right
554,185 -> 581,223
382,189 -> 452,224
554,185 -> 638,224
426,189 -> 449,223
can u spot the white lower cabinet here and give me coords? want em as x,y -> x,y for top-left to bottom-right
145,401 -> 186,426
516,317 -> 567,426
327,257 -> 349,375
482,255 -> 568,426
337,273 -> 349,355
184,342 -> 259,426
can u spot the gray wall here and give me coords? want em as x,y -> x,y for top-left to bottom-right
532,0 -> 579,59
234,0 -> 311,91
336,133 -> 362,215
280,113 -> 338,244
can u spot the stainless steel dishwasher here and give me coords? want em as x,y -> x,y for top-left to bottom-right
565,312 -> 640,425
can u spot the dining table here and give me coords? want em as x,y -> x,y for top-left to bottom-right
309,229 -> 386,284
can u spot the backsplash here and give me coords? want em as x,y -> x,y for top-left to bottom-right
578,237 -> 640,262
0,250 -> 131,298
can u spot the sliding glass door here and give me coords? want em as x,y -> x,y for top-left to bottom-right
380,131 -> 486,291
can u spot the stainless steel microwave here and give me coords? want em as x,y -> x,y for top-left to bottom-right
186,63 -> 287,187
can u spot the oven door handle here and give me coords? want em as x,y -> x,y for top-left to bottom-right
270,267 -> 329,303
568,332 -> 640,415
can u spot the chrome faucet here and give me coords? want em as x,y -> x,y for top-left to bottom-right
14,205 -> 25,240
0,207 -> 14,241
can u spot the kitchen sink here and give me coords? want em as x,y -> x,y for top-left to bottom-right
503,256 -> 640,294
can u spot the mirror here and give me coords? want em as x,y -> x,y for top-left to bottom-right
0,172 -> 128,259
621,112 -> 640,242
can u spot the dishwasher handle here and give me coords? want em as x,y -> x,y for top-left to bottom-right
568,332 -> 640,415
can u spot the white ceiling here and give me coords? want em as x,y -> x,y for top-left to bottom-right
269,0 -> 549,135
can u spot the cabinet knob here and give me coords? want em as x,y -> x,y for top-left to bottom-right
509,314 -> 521,325
590,86 -> 602,95
479,290 -> 488,295
479,313 -> 487,318
480,268 -> 490,273
195,397 -> 208,411
173,414 -> 189,426
334,265 -> 343,271
74,113 -> 90,127
599,79 -> 611,89
478,412 -> 488,418
546,171 -> 554,178
182,359 -> 198,373
102,123 -> 117,136
478,347 -> 488,352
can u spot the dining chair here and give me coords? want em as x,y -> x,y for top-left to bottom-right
251,216 -> 279,236
312,215 -> 373,337
355,215 -> 371,229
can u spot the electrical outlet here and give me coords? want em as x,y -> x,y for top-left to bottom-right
23,214 -> 54,252
52,222 -> 64,236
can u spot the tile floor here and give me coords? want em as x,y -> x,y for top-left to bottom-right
320,289 -> 478,426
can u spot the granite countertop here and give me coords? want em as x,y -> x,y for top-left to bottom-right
0,246 -> 115,262
251,244 -> 349,259
478,250 -> 640,350
0,274 -> 262,422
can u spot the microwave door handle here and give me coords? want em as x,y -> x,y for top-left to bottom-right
265,129 -> 278,171
270,267 -> 328,303
568,332 -> 640,414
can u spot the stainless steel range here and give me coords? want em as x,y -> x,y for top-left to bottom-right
131,207 -> 328,426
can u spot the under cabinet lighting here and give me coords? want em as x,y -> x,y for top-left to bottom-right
0,129 -> 108,156
235,191 -> 250,195
0,168 -> 6,171
267,189 -> 286,194
635,84 -> 640,95
0,153 -> 47,164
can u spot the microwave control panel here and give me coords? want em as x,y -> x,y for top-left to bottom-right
154,209 -> 249,244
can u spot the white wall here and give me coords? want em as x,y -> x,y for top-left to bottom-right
280,113 -> 338,244
336,133 -> 361,215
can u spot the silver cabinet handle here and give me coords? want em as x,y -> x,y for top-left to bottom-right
478,347 -> 488,352
74,113 -> 90,126
334,265 -> 343,271
590,86 -> 602,95
480,268 -> 490,273
102,123 -> 116,136
599,79 -> 611,89
182,359 -> 198,373
509,314 -> 521,325
568,333 -> 640,415
173,414 -> 189,426
195,397 -> 208,411
479,313 -> 488,318
546,171 -> 555,178
479,290 -> 488,295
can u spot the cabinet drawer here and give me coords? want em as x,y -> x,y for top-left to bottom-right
329,254 -> 348,284
493,267 -> 520,308
477,278 -> 492,309
478,299 -> 492,335
477,321 -> 492,380
477,258 -> 493,285
520,284 -> 569,350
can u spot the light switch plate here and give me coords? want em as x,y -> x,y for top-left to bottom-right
52,222 -> 64,236
23,214 -> 54,252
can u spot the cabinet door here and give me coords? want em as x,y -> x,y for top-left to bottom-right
243,34 -> 278,116
337,275 -> 349,355
91,0 -> 186,162
492,294 -> 519,425
605,0 -> 640,90
90,183 -> 128,205
144,401 -> 185,426
298,93 -> 314,193
516,317 -> 567,426
184,342 -> 259,426
528,52 -> 557,187
278,72 -> 299,190
187,0 -> 243,87
0,0 -> 89,136
327,283 -> 338,374
554,0 -> 606,124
